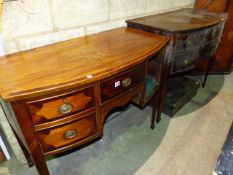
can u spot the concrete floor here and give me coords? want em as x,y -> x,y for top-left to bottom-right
1,71 -> 233,175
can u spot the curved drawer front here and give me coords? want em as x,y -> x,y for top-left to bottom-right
26,86 -> 95,125
172,48 -> 199,74
175,32 -> 202,52
202,24 -> 222,43
100,64 -> 146,103
200,40 -> 218,58
36,113 -> 97,153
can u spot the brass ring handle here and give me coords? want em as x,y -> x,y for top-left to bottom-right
64,129 -> 77,139
59,103 -> 73,114
122,78 -> 132,87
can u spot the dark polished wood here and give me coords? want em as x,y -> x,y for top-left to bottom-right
195,0 -> 233,73
126,8 -> 224,33
0,27 -> 169,175
127,8 -> 225,115
126,8 -> 225,74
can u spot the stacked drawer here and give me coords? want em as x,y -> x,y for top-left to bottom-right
20,64 -> 146,156
171,23 -> 222,74
200,24 -> 222,58
172,32 -> 202,74
25,86 -> 98,155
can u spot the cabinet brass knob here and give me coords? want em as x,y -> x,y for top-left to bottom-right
59,103 -> 73,114
64,129 -> 77,139
122,78 -> 132,87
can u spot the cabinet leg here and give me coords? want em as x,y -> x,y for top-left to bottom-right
12,129 -> 34,167
151,91 -> 160,130
202,73 -> 208,87
150,123 -> 155,130
156,113 -> 161,123
11,102 -> 50,175
30,149 -> 50,175
156,87 -> 163,123
202,57 -> 215,87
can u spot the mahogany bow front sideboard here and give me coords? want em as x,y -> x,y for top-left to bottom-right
127,8 -> 226,116
0,28 -> 169,175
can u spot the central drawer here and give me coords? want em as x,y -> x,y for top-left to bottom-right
100,64 -> 146,103
26,86 -> 95,126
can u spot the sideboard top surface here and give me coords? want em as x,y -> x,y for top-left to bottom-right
126,8 -> 226,33
0,27 -> 169,101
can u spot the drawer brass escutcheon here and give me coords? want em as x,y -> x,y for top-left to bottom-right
64,129 -> 77,139
122,78 -> 132,87
59,103 -> 73,114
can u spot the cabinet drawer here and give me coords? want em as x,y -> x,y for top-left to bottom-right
100,64 -> 145,103
172,48 -> 199,74
175,32 -> 202,52
37,113 -> 97,153
203,25 -> 221,43
200,40 -> 218,58
26,86 -> 95,125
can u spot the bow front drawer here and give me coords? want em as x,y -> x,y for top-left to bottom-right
100,64 -> 146,103
26,86 -> 95,126
36,113 -> 98,154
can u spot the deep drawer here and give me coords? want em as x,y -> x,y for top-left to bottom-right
100,64 -> 145,103
172,48 -> 199,74
26,86 -> 95,125
36,113 -> 98,153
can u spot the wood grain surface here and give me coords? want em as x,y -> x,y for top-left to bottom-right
0,27 -> 169,102
100,63 -> 145,103
26,86 -> 95,125
37,113 -> 97,153
126,8 -> 225,33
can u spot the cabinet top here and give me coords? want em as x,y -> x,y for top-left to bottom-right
126,8 -> 226,33
0,27 -> 169,102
